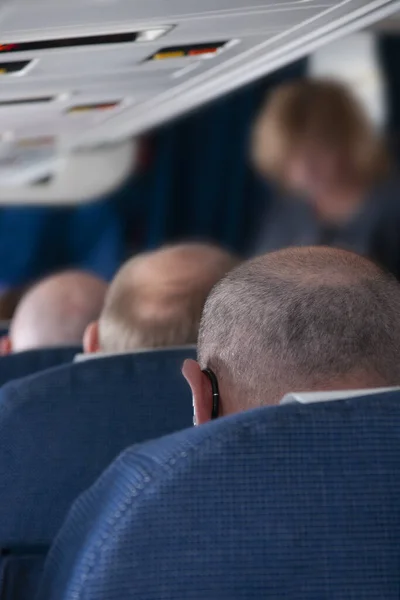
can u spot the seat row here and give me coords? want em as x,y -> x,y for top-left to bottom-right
1,348 -> 400,600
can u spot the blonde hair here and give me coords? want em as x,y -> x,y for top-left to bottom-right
253,79 -> 389,186
99,244 -> 239,353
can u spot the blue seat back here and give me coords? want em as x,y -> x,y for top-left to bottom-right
0,347 -> 81,388
0,347 -> 195,549
37,391 -> 400,600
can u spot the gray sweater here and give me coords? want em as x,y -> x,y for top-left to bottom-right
254,176 -> 400,279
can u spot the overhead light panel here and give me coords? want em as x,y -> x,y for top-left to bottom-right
148,41 -> 229,61
16,136 -> 56,148
0,96 -> 54,107
66,102 -> 120,114
0,60 -> 32,74
136,28 -> 174,42
0,27 -> 172,54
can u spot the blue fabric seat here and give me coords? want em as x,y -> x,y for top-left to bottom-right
0,347 -> 195,549
0,346 -> 195,600
37,390 -> 400,600
0,347 -> 80,388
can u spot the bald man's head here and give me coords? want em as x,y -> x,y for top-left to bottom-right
186,247 -> 400,418
10,271 -> 107,352
88,244 -> 238,354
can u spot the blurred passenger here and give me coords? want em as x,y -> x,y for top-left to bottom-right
183,247 -> 400,423
252,79 -> 400,278
83,243 -> 238,354
2,271 -> 107,353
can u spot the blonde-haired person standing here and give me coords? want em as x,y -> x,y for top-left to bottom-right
252,78 -> 400,278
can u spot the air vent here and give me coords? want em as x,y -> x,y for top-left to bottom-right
0,60 -> 32,74
66,102 -> 120,114
31,174 -> 54,186
0,96 -> 54,107
0,28 -> 172,54
148,41 -> 228,61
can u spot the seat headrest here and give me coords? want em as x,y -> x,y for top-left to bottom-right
37,389 -> 400,600
0,346 -> 196,546
0,346 -> 81,388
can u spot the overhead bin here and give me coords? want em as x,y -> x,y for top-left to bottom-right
0,0 -> 398,173
0,139 -> 136,204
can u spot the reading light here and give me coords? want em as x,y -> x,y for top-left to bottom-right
136,27 -> 173,42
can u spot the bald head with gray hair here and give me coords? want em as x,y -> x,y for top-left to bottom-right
192,247 -> 400,414
9,271 -> 107,352
84,243 -> 239,354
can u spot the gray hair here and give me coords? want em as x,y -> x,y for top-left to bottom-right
198,247 -> 400,409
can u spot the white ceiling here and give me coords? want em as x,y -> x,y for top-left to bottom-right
0,0 -> 399,193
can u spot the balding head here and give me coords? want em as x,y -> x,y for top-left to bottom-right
183,247 -> 400,423
85,243 -> 238,354
9,271 -> 107,352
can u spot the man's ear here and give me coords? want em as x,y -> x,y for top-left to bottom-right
182,359 -> 213,425
83,321 -> 100,354
0,335 -> 11,356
